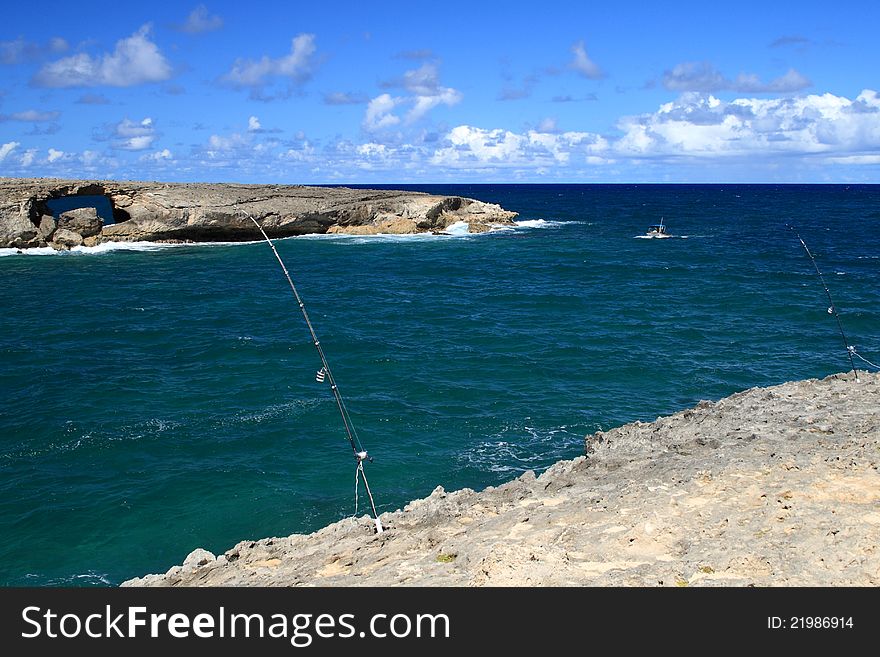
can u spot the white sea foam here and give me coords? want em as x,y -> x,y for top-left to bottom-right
26,571 -> 114,586
0,239 -> 268,257
296,225 -> 488,243
0,218 -> 569,255
0,241 -> 175,257
305,218 -> 577,243
458,425 -> 582,475
443,221 -> 470,236
513,219 -> 569,229
296,232 -> 448,244
0,246 -> 56,256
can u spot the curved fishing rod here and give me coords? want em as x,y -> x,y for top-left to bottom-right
243,213 -> 384,533
786,224 -> 859,381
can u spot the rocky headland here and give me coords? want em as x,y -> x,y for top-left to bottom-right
124,371 -> 879,587
0,178 -> 518,249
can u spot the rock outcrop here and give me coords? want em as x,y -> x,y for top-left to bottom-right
123,371 -> 880,587
0,178 -> 518,249
57,206 -> 102,238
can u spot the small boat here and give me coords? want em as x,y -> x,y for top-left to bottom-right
644,218 -> 671,238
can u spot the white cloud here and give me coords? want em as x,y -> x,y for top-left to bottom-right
570,40 -> 603,79
425,89 -> 880,174
20,148 -> 37,167
407,86 -> 462,123
363,93 -> 403,131
206,132 -> 251,155
365,63 -> 462,130
357,142 -> 390,157
222,33 -> 316,91
398,63 -> 462,122
614,90 -> 880,158
663,62 -> 811,93
0,141 -> 19,161
281,142 -> 315,161
47,148 -> 64,162
142,148 -> 173,162
179,5 -> 223,34
434,126 -> 525,164
430,125 -> 608,168
123,136 -> 154,150
248,116 -> 261,132
400,63 -> 442,95
0,109 -> 60,122
34,25 -> 171,87
113,117 -> 157,150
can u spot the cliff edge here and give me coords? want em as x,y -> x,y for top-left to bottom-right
0,178 -> 518,249
123,371 -> 879,587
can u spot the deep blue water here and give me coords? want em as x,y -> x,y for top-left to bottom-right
1,184 -> 878,586
45,194 -> 116,224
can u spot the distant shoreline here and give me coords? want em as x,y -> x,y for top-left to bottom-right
0,178 -> 518,250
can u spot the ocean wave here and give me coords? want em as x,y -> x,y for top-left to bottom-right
457,424 -> 582,475
512,219 -> 571,229
295,227 -> 487,243
633,234 -> 692,240
1,220 -> 568,255
25,571 -> 114,586
0,239 -> 267,257
296,232 -> 449,244
443,221 -> 470,236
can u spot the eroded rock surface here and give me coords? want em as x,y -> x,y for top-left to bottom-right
124,371 -> 880,587
0,178 -> 518,248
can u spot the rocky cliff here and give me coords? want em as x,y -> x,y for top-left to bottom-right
0,178 -> 518,249
123,371 -> 879,587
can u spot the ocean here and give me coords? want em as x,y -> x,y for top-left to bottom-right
1,184 -> 878,586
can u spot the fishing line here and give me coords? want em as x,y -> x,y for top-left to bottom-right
243,212 -> 384,533
786,224 -> 860,381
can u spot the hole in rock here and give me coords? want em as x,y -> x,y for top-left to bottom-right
46,195 -> 116,225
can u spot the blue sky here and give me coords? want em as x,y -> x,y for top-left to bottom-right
0,1 -> 878,183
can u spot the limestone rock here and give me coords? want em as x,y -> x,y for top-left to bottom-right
57,207 -> 102,238
39,215 -> 57,239
182,548 -> 216,571
123,372 -> 880,588
52,228 -> 83,249
0,179 -> 519,248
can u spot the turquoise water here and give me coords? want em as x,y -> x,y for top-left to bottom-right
1,184 -> 878,586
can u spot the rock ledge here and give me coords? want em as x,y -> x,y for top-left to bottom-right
0,178 -> 518,248
124,371 -> 880,587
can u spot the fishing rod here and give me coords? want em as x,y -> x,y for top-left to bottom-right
786,224 -> 859,382
243,212 -> 384,533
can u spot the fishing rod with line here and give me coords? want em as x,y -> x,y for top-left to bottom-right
243,212 -> 384,533
786,224 -> 859,382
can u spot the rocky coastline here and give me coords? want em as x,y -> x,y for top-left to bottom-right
123,371 -> 879,587
0,178 -> 518,249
